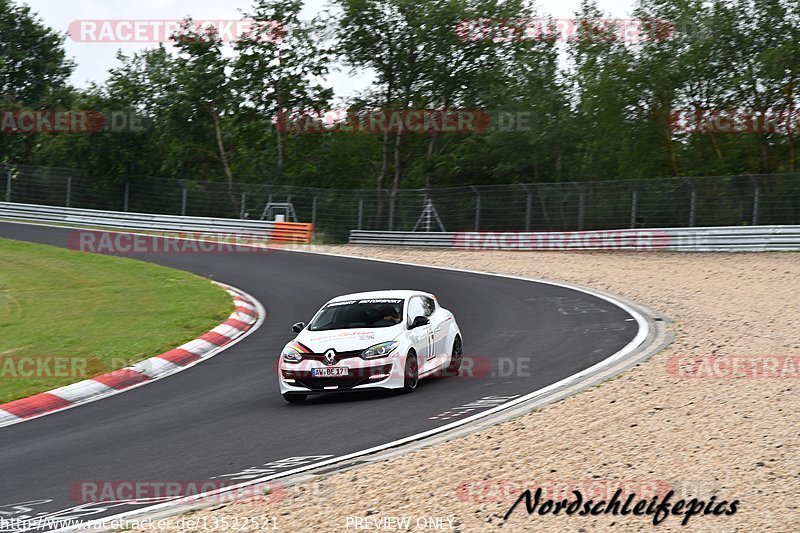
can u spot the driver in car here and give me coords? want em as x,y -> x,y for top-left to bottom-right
381,305 -> 401,325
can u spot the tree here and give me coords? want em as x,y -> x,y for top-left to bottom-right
234,0 -> 332,183
0,0 -> 74,163
563,0 -> 641,181
171,19 -> 239,206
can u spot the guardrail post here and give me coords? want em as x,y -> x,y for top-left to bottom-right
123,182 -> 129,212
750,175 -> 760,225
630,190 -> 638,228
5,170 -> 11,202
521,184 -> 532,231
357,196 -> 363,230
685,177 -> 697,227
181,187 -> 187,216
66,176 -> 72,207
240,192 -> 247,218
470,186 -> 481,230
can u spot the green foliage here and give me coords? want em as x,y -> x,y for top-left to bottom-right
0,0 -> 74,163
4,0 -> 800,189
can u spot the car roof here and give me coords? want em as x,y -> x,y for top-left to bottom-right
327,290 -> 433,304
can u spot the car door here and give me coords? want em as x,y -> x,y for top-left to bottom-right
426,297 -> 449,364
407,296 -> 434,371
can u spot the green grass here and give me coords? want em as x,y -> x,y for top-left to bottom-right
0,237 -> 233,403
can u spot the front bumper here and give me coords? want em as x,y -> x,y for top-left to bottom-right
278,357 -> 404,394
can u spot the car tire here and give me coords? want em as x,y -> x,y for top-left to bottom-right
283,393 -> 307,403
403,351 -> 419,393
447,335 -> 462,376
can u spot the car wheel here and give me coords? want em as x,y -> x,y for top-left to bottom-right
403,352 -> 419,392
283,393 -> 307,403
447,336 -> 462,376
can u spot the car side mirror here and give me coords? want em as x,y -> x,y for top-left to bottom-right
292,322 -> 306,333
409,316 -> 429,329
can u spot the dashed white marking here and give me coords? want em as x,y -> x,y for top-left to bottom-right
429,395 -> 521,420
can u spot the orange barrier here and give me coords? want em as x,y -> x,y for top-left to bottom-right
271,222 -> 313,243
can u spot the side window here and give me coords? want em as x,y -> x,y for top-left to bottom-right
421,297 -> 436,317
407,297 -> 426,326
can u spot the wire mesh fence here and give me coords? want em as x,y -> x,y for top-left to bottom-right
1,164 -> 799,242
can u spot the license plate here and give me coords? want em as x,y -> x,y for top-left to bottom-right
312,367 -> 349,377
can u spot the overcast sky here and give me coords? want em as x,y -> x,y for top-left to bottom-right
22,0 -> 636,100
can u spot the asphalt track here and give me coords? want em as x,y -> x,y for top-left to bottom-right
0,221 -> 640,529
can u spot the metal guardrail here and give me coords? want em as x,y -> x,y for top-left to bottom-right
2,202 -> 798,251
4,165 -> 800,242
350,226 -> 800,252
0,202 -> 314,243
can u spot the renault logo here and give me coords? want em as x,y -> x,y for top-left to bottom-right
324,349 -> 336,365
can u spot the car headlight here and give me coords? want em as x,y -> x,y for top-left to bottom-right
361,341 -> 398,359
282,342 -> 307,363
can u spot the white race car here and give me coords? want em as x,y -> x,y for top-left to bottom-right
278,290 -> 462,402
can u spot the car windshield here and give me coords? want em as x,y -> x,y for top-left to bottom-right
308,299 -> 405,331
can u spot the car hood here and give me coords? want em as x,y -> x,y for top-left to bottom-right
295,326 -> 401,353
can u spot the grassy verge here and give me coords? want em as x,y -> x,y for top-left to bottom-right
0,237 -> 233,403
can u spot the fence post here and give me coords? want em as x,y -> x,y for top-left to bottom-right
630,190 -> 638,229
573,183 -> 584,230
240,192 -> 246,219
181,187 -> 187,216
357,196 -> 363,231
521,184 -> 532,231
123,182 -> 129,212
750,175 -> 760,226
684,177 -> 697,227
5,170 -> 11,202
424,191 -> 431,232
311,194 -> 317,227
388,191 -> 396,231
66,176 -> 72,207
470,186 -> 481,230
